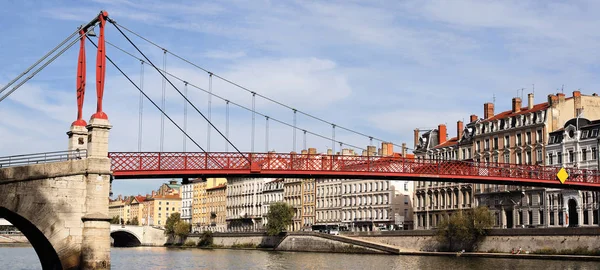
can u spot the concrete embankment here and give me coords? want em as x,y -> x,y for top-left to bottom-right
0,233 -> 28,244
346,227 -> 600,254
186,232 -> 399,254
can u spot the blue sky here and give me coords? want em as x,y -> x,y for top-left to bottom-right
2,0 -> 600,196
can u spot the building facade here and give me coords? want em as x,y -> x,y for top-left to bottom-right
226,178 -> 269,232
181,183 -> 193,224
546,117 -> 600,227
301,179 -> 316,230
192,181 -> 207,231
341,180 -> 408,231
262,179 -> 284,226
284,178 -> 303,231
206,183 -> 227,232
315,178 -> 343,229
413,121 -> 475,229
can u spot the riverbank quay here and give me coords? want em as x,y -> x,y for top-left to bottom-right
346,227 -> 600,254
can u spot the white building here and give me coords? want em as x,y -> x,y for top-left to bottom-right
262,179 -> 284,226
181,182 -> 193,224
316,179 -> 342,229
341,180 -> 413,231
546,117 -> 600,227
226,178 -> 272,232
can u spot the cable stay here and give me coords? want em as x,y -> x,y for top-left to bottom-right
111,22 -> 405,150
107,20 -> 250,163
102,39 -> 368,151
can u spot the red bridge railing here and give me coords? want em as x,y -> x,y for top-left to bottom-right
108,152 -> 600,188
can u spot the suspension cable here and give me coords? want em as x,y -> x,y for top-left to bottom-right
112,22 -> 402,148
103,39 -> 367,152
0,30 -> 79,96
109,21 -> 250,161
138,61 -> 144,152
86,36 -> 210,156
0,31 -> 88,104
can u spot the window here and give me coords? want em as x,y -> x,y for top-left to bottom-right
493,137 -> 498,150
557,152 -> 563,164
516,152 -> 522,164
569,150 -> 574,163
504,135 -> 510,148
583,149 -> 588,161
485,139 -> 490,150
476,141 -> 481,151
593,129 -> 599,138
526,132 -> 531,144
404,182 -> 408,191
537,150 -> 542,163
504,153 -> 510,163
536,130 -> 543,143
593,147 -> 598,160
404,195 -> 409,205
462,149 -> 466,159
516,133 -> 522,146
548,153 -> 554,165
539,210 -> 544,225
528,210 -> 533,225
526,151 -> 532,165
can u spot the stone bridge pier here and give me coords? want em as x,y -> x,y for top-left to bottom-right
0,118 -> 112,270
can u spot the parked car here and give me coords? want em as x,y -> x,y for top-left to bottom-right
329,229 -> 340,235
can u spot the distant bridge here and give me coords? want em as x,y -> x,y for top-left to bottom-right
110,225 -> 166,247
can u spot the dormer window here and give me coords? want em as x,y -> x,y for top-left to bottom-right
592,129 -> 599,138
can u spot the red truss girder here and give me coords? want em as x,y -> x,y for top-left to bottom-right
108,152 -> 600,190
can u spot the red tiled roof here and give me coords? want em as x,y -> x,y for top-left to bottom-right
135,195 -> 146,203
481,102 -> 549,123
433,137 -> 458,149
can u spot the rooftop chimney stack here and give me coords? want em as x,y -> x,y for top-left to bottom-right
401,143 -> 407,157
457,120 -> 463,140
367,145 -> 377,156
484,103 -> 494,119
548,94 -> 558,107
470,114 -> 478,123
413,129 -> 420,149
512,97 -> 522,113
438,124 -> 447,145
557,93 -> 566,103
528,93 -> 534,110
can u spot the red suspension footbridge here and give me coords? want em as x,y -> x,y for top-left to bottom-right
1,10 -> 599,190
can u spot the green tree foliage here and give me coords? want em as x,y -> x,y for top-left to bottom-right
197,231 -> 213,247
164,212 -> 181,235
130,218 -> 140,226
174,221 -> 191,238
435,206 -> 494,252
110,216 -> 120,224
266,202 -> 294,236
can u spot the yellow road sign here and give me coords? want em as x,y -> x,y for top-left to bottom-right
557,167 -> 569,184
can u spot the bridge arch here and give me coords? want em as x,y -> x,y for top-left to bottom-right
0,207 -> 61,270
110,230 -> 142,247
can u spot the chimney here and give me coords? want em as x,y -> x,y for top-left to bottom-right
308,147 -> 317,155
527,93 -> 534,110
483,103 -> 494,119
457,120 -> 463,140
413,129 -> 420,149
438,124 -> 447,145
378,148 -> 382,156
118,195 -> 122,201
548,94 -> 558,107
381,142 -> 393,157
557,93 -> 566,103
362,150 -> 367,156
342,148 -> 351,156
327,149 -> 332,155
301,149 -> 307,154
573,90 -> 582,115
470,114 -> 478,123
401,143 -> 407,157
512,97 -> 522,113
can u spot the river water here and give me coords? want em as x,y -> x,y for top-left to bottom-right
1,246 -> 599,269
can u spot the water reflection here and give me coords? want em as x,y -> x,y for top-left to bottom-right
1,245 -> 599,270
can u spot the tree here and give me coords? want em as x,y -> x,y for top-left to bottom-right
164,212 -> 181,235
130,218 -> 140,226
266,202 -> 294,236
110,216 -> 120,224
174,221 -> 191,238
435,206 -> 494,252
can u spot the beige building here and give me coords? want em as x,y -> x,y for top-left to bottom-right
109,196 -> 127,224
301,179 -> 316,229
127,196 -> 145,225
284,179 -> 303,231
192,180 -> 207,230
206,183 -> 227,232
146,194 -> 181,227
